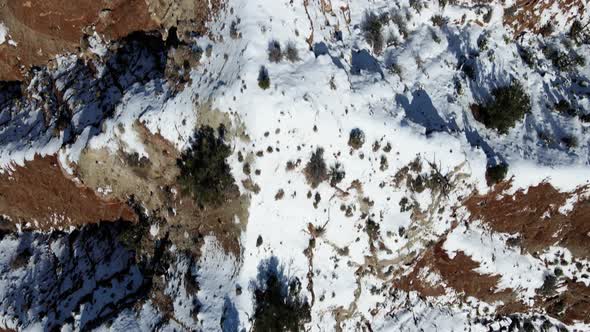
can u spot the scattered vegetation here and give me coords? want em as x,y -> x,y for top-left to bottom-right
258,66 -> 271,90
517,46 -> 534,67
304,148 -> 328,188
348,128 -> 365,149
328,162 -> 346,187
285,42 -> 300,62
539,23 -> 554,37
252,258 -> 311,332
543,46 -> 584,72
569,20 -> 584,44
391,13 -> 409,38
477,33 -> 489,51
230,20 -> 241,39
379,155 -> 388,171
268,40 -> 283,63
177,125 -> 236,207
431,15 -> 447,28
561,135 -> 578,150
554,100 -> 576,117
471,82 -> 531,134
362,11 -> 384,54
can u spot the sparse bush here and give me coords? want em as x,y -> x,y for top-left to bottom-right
409,0 -> 425,12
477,33 -> 489,51
579,113 -> 590,123
569,20 -> 583,43
285,42 -> 300,62
544,46 -> 581,72
554,267 -> 564,277
366,218 -> 380,241
554,100 -> 576,117
471,82 -> 530,134
380,155 -> 388,171
348,128 -> 365,149
252,258 -> 311,332
258,66 -> 270,90
387,62 -> 403,77
561,135 -> 578,149
362,11 -> 384,54
230,20 -> 241,39
304,148 -> 328,188
329,162 -> 346,186
482,9 -> 493,24
177,125 -> 236,207
539,23 -> 554,37
268,40 -> 283,63
391,13 -> 409,38
385,30 -> 399,46
431,15 -> 448,28
517,45 -> 534,67
399,197 -> 413,212
486,163 -> 508,185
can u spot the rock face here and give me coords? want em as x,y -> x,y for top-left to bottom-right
0,155 -> 136,230
1,0 -> 590,331
0,0 -> 220,80
0,224 -> 144,331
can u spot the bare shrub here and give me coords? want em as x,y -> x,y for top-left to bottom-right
304,148 -> 328,188
268,40 -> 283,63
362,12 -> 384,54
285,42 -> 300,62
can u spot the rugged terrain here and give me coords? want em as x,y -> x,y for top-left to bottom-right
1,0 -> 590,331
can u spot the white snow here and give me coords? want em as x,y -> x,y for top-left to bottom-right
444,222 -> 547,304
0,0 -> 589,330
0,22 -> 8,45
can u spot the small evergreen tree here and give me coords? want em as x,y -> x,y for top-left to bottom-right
177,126 -> 236,207
472,82 -> 530,134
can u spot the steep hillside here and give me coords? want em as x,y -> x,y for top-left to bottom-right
0,0 -> 590,331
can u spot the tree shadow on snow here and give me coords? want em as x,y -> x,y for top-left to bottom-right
313,42 -> 345,70
249,256 -> 311,332
0,30 -> 173,156
351,49 -> 384,79
396,89 -> 459,135
221,296 -> 241,332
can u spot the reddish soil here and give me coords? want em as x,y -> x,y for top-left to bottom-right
539,280 -> 590,324
396,240 -> 515,302
0,0 -> 157,80
503,0 -> 584,36
0,155 -> 137,231
465,182 -> 590,260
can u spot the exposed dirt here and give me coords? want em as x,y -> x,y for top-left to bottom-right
395,240 -> 515,303
503,0 -> 585,36
397,181 -> 590,324
76,121 -> 247,256
537,279 -> 590,324
0,0 -> 223,81
0,0 -> 157,80
0,155 -> 137,231
465,181 -> 590,260
146,0 -> 224,41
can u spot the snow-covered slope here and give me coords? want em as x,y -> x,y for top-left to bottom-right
1,0 -> 590,331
